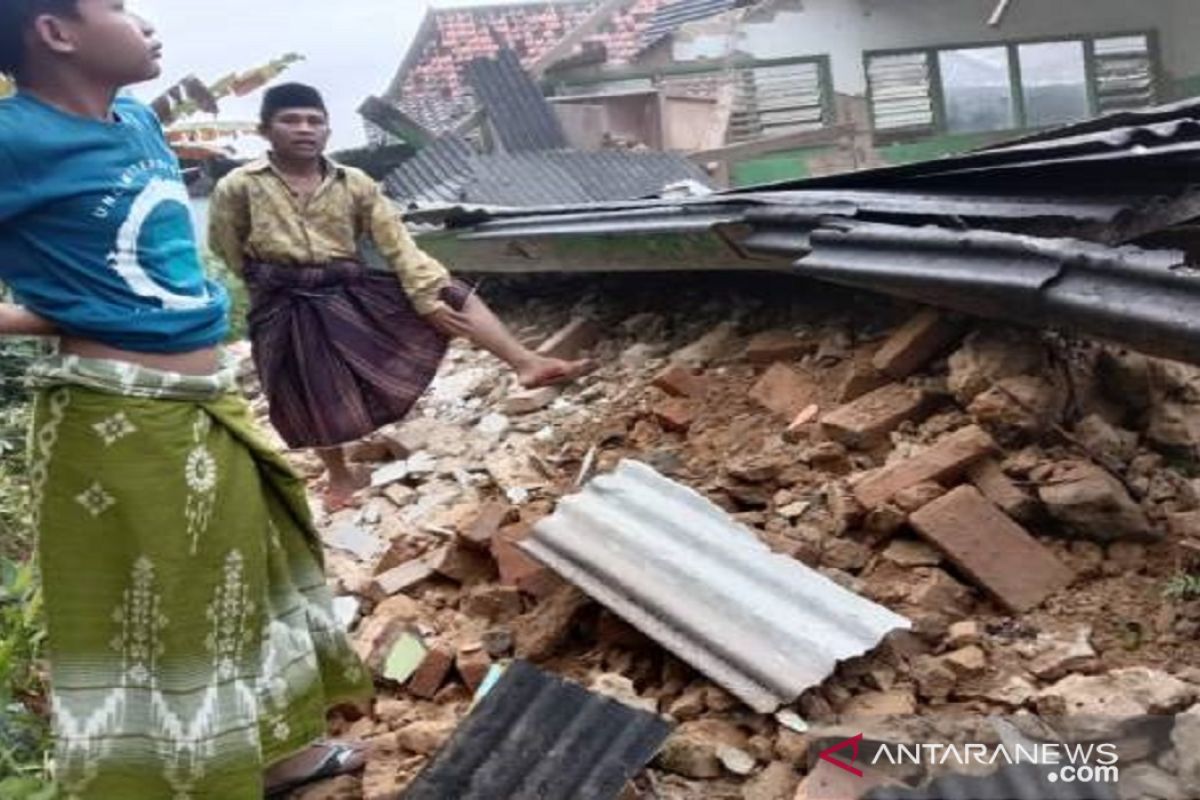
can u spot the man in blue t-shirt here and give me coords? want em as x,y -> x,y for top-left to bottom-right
0,3 -> 369,798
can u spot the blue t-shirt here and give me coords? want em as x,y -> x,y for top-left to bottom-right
0,93 -> 228,353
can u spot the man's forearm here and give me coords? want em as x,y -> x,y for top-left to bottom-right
0,304 -> 58,336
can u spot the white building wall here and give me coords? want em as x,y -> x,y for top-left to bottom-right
674,0 -> 1200,97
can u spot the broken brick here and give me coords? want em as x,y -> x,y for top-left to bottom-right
967,459 -> 1039,523
461,584 -> 524,622
503,386 -> 559,415
821,383 -> 934,449
430,542 -> 496,585
492,528 -> 551,592
837,360 -> 891,403
514,586 -> 589,661
456,644 -> 492,691
743,330 -> 813,364
653,363 -> 708,398
653,398 -> 698,432
367,554 -> 439,603
373,537 -> 425,576
872,309 -> 965,379
407,644 -> 454,700
853,425 -> 997,509
537,317 -> 601,360
910,485 -> 1074,613
458,501 -> 516,550
748,363 -> 816,420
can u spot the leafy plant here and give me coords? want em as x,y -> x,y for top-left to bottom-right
1164,572 -> 1200,601
0,557 -> 51,795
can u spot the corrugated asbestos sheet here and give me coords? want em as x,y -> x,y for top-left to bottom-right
640,0 -> 736,51
386,144 -> 711,207
865,763 -> 1119,800
402,660 -> 672,800
415,98 -> 1200,367
465,49 -> 569,153
521,460 -> 912,714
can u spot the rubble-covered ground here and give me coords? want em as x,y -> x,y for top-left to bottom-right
247,272 -> 1200,800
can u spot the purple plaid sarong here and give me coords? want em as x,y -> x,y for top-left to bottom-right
244,260 -> 471,449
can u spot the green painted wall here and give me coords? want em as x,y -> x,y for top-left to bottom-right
731,147 -> 832,187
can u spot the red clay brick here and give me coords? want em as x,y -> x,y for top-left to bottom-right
872,309 -> 966,379
853,425 -> 997,509
749,363 -> 816,420
430,542 -> 496,585
407,644 -> 454,699
537,317 -> 601,360
967,459 -> 1038,523
652,363 -> 707,399
492,525 -> 551,592
653,398 -> 698,432
909,485 -> 1074,613
838,360 -> 891,403
743,330 -> 813,364
455,644 -> 492,691
458,501 -> 517,550
821,384 -> 934,448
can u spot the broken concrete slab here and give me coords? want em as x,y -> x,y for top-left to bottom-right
749,363 -> 817,420
1037,667 -> 1197,740
821,384 -> 934,449
853,425 -> 997,509
1023,624 -> 1097,681
368,553 -> 441,602
325,523 -> 387,562
872,309 -> 965,379
910,485 -> 1073,613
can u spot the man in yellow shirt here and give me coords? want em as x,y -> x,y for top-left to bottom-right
209,84 -> 589,509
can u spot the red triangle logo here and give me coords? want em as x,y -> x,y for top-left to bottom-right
818,733 -> 864,777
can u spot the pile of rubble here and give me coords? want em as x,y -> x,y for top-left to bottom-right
243,274 -> 1200,800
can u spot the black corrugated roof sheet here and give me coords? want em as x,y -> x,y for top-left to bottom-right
865,763 -> 1120,800
385,140 -> 711,207
465,49 -> 569,153
640,0 -> 737,51
402,660 -> 672,800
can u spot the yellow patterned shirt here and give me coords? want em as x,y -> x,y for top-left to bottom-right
207,157 -> 451,314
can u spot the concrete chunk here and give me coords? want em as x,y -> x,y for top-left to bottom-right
910,485 -> 1074,613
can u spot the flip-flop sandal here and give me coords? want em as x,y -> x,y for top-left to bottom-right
265,742 -> 366,798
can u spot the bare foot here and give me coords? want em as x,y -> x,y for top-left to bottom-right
323,466 -> 370,512
265,741 -> 366,796
518,356 -> 596,389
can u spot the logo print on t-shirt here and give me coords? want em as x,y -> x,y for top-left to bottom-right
106,177 -> 210,310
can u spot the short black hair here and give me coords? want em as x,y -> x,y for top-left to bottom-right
260,83 -> 327,126
0,0 -> 80,80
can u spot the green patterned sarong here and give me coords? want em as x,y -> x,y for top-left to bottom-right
26,355 -> 372,799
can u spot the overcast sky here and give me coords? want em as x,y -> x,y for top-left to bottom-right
132,0 -> 532,150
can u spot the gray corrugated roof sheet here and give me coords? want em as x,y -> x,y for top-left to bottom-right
640,0 -> 737,50
385,142 -> 712,207
465,49 -> 569,153
521,460 -> 912,714
402,660 -> 672,800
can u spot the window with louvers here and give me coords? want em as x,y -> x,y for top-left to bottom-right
866,51 -> 936,135
866,32 -> 1157,140
1092,35 -> 1156,114
728,60 -> 830,143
